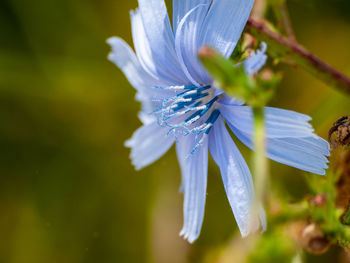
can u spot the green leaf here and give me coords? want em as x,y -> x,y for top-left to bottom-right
198,46 -> 266,107
341,203 -> 350,226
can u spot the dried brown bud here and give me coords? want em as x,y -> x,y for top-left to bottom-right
329,116 -> 350,149
337,125 -> 350,145
300,224 -> 330,255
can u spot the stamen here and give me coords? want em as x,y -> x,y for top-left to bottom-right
205,110 -> 220,134
152,85 -> 221,154
153,85 -> 196,91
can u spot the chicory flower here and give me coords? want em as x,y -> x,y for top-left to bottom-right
107,0 -> 330,243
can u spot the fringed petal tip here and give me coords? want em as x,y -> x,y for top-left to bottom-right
106,37 -> 128,65
106,37 -> 133,65
179,228 -> 199,244
238,206 -> 267,238
106,36 -> 117,46
318,170 -> 327,176
106,37 -> 119,53
177,134 -> 208,244
124,122 -> 175,171
106,37 -> 116,63
208,117 -> 267,239
124,139 -> 143,171
319,137 -> 331,156
220,105 -> 330,176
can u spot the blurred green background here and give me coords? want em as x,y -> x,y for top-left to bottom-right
0,0 -> 350,262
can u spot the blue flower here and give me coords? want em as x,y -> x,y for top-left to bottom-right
107,0 -> 330,243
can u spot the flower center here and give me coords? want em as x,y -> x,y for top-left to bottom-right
153,85 -> 220,139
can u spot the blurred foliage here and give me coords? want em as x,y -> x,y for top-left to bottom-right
247,231 -> 296,263
307,172 -> 350,248
199,46 -> 278,107
1,0 -> 350,263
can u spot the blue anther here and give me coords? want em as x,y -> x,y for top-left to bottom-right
184,85 -> 197,90
185,111 -> 202,123
183,92 -> 208,100
205,110 -> 220,134
197,85 -> 211,92
205,96 -> 219,108
184,96 -> 219,123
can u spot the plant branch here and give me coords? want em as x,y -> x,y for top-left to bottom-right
246,18 -> 350,96
280,3 -> 296,42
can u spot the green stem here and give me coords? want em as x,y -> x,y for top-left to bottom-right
246,18 -> 350,96
253,107 -> 269,206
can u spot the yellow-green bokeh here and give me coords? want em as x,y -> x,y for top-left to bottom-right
0,0 -> 350,262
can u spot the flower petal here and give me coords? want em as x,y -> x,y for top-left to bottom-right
107,37 -> 157,91
107,37 -> 173,105
175,3 -> 212,85
244,42 -> 268,76
209,116 -> 264,236
220,105 -> 315,139
135,92 -> 157,125
220,105 -> 330,175
137,0 -> 189,84
173,0 -> 211,33
125,122 -> 175,170
200,0 -> 255,58
130,9 -> 167,85
177,134 -> 208,243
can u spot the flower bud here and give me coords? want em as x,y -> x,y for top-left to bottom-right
300,224 -> 330,255
329,116 -> 350,149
